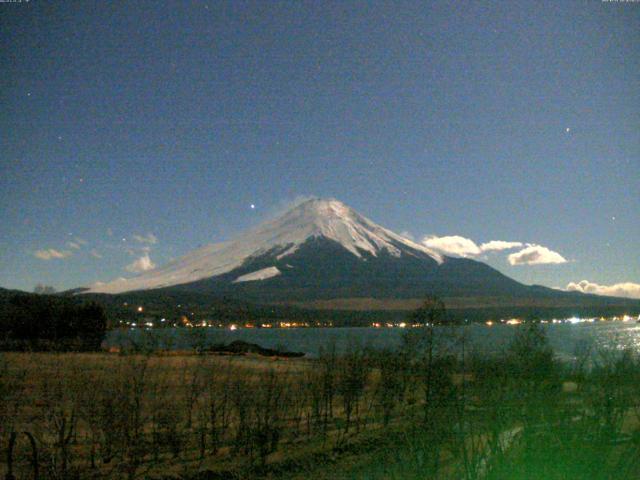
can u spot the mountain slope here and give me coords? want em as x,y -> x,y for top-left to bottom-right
86,198 -> 443,294
169,235 -> 530,302
83,198 -> 640,316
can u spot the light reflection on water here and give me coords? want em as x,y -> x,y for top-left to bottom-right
107,321 -> 640,359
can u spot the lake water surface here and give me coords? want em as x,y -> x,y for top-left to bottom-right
107,321 -> 640,360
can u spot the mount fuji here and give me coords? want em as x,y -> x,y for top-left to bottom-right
83,199 -> 638,315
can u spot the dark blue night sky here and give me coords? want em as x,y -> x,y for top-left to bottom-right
1,0 -> 638,295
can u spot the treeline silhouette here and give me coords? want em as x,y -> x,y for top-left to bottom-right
81,288 -> 640,329
0,292 -> 107,351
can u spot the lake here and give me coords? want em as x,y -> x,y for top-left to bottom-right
106,320 -> 640,360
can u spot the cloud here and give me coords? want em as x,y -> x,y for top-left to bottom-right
67,241 -> 82,250
400,230 -> 415,241
266,195 -> 317,220
422,236 -> 567,267
566,280 -> 640,299
89,277 -> 127,289
133,233 -> 158,244
34,249 -> 72,260
422,235 -> 481,257
479,240 -> 523,252
422,236 -> 527,258
125,245 -> 152,257
508,244 -> 567,265
33,248 -> 72,260
90,249 -> 103,259
125,253 -> 156,273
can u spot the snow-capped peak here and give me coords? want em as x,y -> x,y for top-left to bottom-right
85,198 -> 442,294
267,198 -> 440,260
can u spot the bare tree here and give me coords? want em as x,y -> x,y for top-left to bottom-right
375,349 -> 404,427
337,343 -> 369,435
33,284 -> 56,295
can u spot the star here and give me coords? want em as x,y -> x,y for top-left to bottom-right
565,127 -> 571,133
250,204 -> 256,210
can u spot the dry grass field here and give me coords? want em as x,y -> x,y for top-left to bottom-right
2,325 -> 640,479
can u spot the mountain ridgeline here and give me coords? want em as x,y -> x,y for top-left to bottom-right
82,199 -> 639,319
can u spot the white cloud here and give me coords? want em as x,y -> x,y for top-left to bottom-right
269,195 -> 316,217
508,244 -> 567,265
89,277 -> 127,289
422,236 -> 567,267
400,230 -> 415,241
125,245 -> 152,257
67,241 -> 82,250
566,280 -> 640,299
133,233 -> 158,244
422,235 -> 481,257
90,249 -> 103,259
34,249 -> 72,260
125,253 -> 156,273
479,240 -> 523,252
422,236 -> 527,258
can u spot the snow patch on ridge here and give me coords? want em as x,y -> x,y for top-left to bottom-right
233,266 -> 281,283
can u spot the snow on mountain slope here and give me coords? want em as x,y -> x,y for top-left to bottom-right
85,198 -> 443,294
233,266 -> 281,283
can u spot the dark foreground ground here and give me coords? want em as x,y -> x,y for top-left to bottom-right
2,324 -> 640,479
